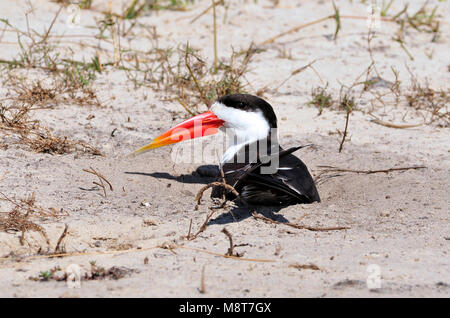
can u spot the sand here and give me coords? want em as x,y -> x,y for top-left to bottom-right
0,0 -> 448,297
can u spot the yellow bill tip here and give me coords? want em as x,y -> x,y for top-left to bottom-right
132,136 -> 173,156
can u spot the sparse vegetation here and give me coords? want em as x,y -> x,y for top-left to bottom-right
0,84 -> 102,155
53,0 -> 94,9
0,191 -> 67,246
123,0 -> 194,18
308,84 -> 333,115
29,262 -> 135,282
406,77 -> 449,127
122,42 -> 258,114
0,11 -> 103,156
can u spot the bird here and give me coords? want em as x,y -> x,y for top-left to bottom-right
135,94 -> 320,206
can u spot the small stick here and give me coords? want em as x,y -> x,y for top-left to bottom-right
75,141 -> 104,156
252,211 -> 349,232
159,243 -> 178,255
93,180 -> 106,197
199,265 -> 206,294
186,219 -> 193,240
272,59 -> 318,93
339,109 -> 351,153
332,0 -> 341,40
289,263 -> 324,271
40,6 -> 63,44
83,167 -> 113,197
188,210 -> 216,241
317,165 -> 426,175
54,224 -> 68,253
221,227 -> 234,256
219,165 -> 226,189
20,227 -> 26,246
175,97 -> 196,116
195,181 -> 241,209
260,15 -> 334,46
370,118 -> 424,129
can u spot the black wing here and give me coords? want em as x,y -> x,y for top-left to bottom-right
212,146 -> 320,206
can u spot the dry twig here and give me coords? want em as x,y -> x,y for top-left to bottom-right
314,165 -> 426,185
252,211 -> 349,232
369,114 -> 425,129
289,263 -> 324,271
221,227 -> 241,257
187,209 -> 216,241
82,167 -> 113,197
195,182 -> 241,210
0,191 -> 65,246
317,165 -> 426,175
199,265 -> 206,294
54,223 -> 69,253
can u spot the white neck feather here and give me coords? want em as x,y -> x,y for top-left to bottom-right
210,102 -> 271,164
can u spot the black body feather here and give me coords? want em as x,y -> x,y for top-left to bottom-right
212,145 -> 320,206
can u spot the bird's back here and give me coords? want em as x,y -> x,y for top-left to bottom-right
211,145 -> 320,206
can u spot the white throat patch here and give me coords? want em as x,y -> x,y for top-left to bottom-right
210,102 -> 271,164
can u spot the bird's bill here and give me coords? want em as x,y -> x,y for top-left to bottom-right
134,111 -> 225,155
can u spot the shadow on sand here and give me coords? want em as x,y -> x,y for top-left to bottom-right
125,164 -> 218,184
125,165 -> 290,224
208,205 -> 290,225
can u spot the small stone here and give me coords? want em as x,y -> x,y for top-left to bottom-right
181,190 -> 194,197
141,201 -> 150,207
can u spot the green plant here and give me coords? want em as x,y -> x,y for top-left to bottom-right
308,84 -> 333,115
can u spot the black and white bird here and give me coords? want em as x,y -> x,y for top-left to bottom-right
135,94 -> 320,206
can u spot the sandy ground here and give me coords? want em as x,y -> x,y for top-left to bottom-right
0,0 -> 449,297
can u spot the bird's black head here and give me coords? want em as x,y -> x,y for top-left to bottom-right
217,94 -> 278,128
